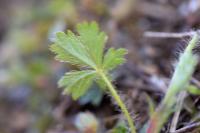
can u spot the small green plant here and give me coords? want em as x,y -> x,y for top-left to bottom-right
147,33 -> 199,133
50,22 -> 136,133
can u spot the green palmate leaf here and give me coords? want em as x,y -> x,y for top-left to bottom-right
50,22 -> 136,132
50,22 -> 127,100
77,22 -> 107,66
50,44 -> 87,67
50,31 -> 96,68
103,48 -> 127,71
58,70 -> 96,99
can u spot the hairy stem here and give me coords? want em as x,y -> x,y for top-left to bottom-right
99,71 -> 136,133
147,33 -> 199,133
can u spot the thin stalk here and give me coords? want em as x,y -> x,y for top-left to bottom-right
99,71 -> 136,133
170,91 -> 187,132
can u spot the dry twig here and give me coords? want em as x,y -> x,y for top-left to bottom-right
144,31 -> 197,38
170,91 -> 187,132
170,121 -> 200,133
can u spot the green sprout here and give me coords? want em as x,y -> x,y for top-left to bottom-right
50,22 -> 136,133
147,33 -> 199,133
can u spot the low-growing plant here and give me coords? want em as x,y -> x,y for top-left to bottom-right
147,33 -> 200,133
50,22 -> 136,133
50,20 -> 200,133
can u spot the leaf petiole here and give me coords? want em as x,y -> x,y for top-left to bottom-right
98,70 -> 136,133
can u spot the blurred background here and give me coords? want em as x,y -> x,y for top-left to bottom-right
0,0 -> 200,133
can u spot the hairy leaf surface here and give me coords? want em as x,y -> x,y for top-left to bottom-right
51,31 -> 95,68
103,48 -> 127,71
50,22 -> 127,99
59,70 -> 96,99
77,22 -> 107,66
